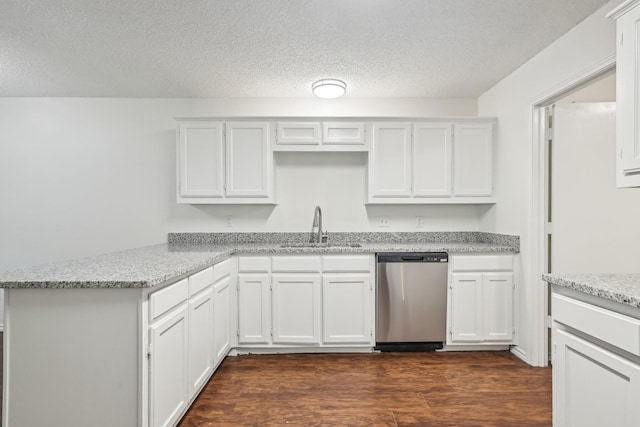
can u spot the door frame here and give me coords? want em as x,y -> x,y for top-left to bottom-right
528,54 -> 615,367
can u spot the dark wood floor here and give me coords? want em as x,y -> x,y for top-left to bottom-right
179,351 -> 552,427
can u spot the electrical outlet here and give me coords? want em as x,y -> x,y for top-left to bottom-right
416,216 -> 424,228
225,215 -> 233,227
378,217 -> 390,228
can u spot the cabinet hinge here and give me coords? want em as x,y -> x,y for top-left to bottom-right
147,344 -> 152,359
370,329 -> 373,337
620,32 -> 624,46
620,147 -> 624,160
237,329 -> 240,338
270,329 -> 273,337
545,222 -> 553,235
545,315 -> 552,328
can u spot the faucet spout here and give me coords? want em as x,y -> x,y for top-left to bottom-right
311,206 -> 328,243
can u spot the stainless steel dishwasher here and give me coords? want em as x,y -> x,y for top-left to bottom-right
375,252 -> 448,351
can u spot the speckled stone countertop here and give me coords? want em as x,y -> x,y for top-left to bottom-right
0,232 -> 519,289
0,244 -> 233,289
543,273 -> 640,309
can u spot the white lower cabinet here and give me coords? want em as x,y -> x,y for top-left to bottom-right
235,254 -> 374,349
237,272 -> 271,344
187,288 -> 214,398
149,304 -> 189,427
322,273 -> 372,344
213,275 -> 231,364
272,273 -> 321,344
552,290 -> 640,426
447,255 -> 515,346
148,260 -> 229,427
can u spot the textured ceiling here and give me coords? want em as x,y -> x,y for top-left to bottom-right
0,0 -> 610,98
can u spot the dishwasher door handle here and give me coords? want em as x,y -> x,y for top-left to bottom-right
401,256 -> 424,261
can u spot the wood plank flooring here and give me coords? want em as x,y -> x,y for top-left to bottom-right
179,351 -> 551,426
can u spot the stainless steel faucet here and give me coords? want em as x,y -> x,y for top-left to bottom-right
311,205 -> 328,243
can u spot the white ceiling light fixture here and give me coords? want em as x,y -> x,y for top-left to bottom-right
312,79 -> 347,99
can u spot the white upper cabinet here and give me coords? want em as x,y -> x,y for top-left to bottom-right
225,122 -> 272,198
413,123 -> 453,197
322,122 -> 365,145
177,122 -> 224,198
609,1 -> 640,187
276,122 -> 321,145
274,121 -> 367,151
368,120 -> 494,203
177,120 -> 273,204
369,122 -> 412,198
453,122 -> 493,196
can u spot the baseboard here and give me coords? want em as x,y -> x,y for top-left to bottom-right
510,346 -> 528,363
230,346 -> 375,355
443,344 -> 510,351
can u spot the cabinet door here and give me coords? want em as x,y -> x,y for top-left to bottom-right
272,274 -> 321,344
276,122 -> 321,145
149,305 -> 189,427
213,276 -> 231,365
187,288 -> 214,398
453,122 -> 493,196
615,6 -> 640,187
413,123 -> 452,197
482,273 -> 513,342
553,328 -> 640,427
449,273 -> 483,343
369,123 -> 412,198
323,122 -> 365,145
322,274 -> 372,344
237,273 -> 271,344
225,122 -> 272,198
178,122 -> 224,198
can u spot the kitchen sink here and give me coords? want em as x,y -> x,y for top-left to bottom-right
280,242 -> 362,248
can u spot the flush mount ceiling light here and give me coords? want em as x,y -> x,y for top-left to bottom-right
312,79 -> 347,99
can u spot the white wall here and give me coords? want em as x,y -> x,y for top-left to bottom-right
477,0 -> 625,364
0,97 -> 478,272
551,102 -> 640,273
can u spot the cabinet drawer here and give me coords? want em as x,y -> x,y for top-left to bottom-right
553,293 -> 640,356
213,258 -> 232,282
189,266 -> 214,296
150,278 -> 189,321
322,255 -> 371,272
272,256 -> 321,272
237,256 -> 270,273
276,122 -> 320,145
450,255 -> 513,271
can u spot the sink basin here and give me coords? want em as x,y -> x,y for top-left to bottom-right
280,242 -> 362,248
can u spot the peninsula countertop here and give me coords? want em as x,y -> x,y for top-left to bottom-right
0,231 -> 519,289
543,273 -> 640,309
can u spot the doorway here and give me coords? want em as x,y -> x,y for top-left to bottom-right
532,65 -> 616,367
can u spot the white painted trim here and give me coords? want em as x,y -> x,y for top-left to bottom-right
510,345 -> 528,363
606,0 -> 640,19
527,54 -> 616,367
530,54 -> 616,107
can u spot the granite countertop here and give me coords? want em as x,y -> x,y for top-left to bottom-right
543,273 -> 640,309
0,244 -> 233,289
0,232 -> 519,289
